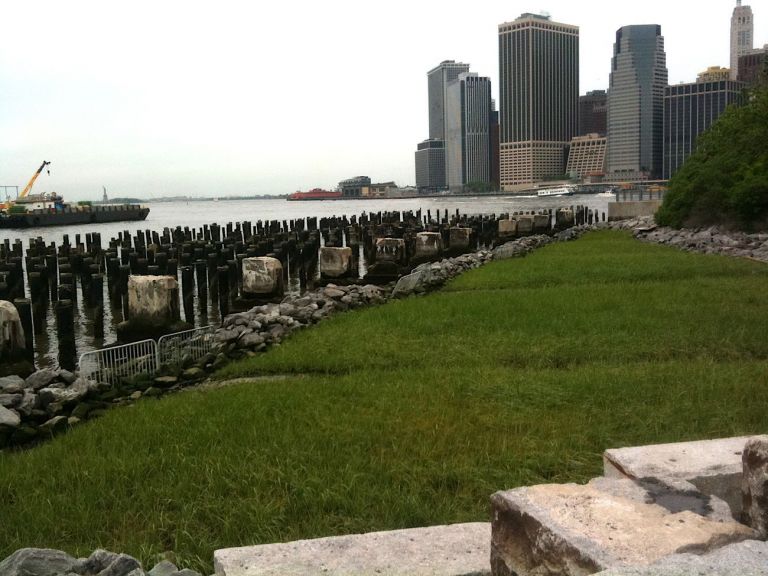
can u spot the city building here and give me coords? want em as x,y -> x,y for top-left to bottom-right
738,46 -> 767,87
490,108 -> 500,188
731,1 -> 754,80
338,176 -> 371,198
579,90 -> 608,136
415,139 -> 447,192
360,182 -> 398,198
566,134 -> 607,180
445,72 -> 493,192
664,79 -> 745,179
498,13 -> 579,189
606,25 -> 668,181
697,66 -> 731,82
428,60 -> 471,141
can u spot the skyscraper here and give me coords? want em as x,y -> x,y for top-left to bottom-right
664,78 -> 744,179
445,73 -> 493,192
579,90 -> 608,137
606,25 -> 668,181
498,13 -> 579,189
428,60 -> 471,141
415,139 -> 447,192
731,1 -> 754,80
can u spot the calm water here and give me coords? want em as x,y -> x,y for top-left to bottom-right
0,194 -> 613,369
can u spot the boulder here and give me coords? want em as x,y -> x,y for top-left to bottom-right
0,375 -> 25,393
96,553 -> 142,576
490,478 -> 755,576
242,257 -> 284,297
25,369 -> 59,391
319,247 -> 353,279
39,415 -> 68,436
148,560 -> 178,576
742,436 -> 768,538
0,405 -> 21,428
0,548 -> 78,576
38,378 -> 92,407
0,393 -> 21,408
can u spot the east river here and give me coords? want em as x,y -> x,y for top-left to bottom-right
0,194 -> 614,368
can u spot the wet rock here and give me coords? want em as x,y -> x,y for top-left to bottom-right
0,548 -> 78,576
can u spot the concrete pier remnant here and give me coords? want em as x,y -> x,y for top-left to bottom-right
412,232 -> 443,263
117,275 -> 188,342
319,247 -> 353,279
448,227 -> 472,254
0,300 -> 30,376
241,257 -> 284,299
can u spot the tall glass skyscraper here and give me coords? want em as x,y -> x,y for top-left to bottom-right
427,60 -> 471,141
606,25 -> 668,181
498,13 -> 579,190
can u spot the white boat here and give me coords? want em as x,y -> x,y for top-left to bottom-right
537,186 -> 574,197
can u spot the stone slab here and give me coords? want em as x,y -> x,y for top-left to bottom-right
490,479 -> 755,576
595,539 -> 768,576
214,523 -> 490,576
604,436 -> 757,515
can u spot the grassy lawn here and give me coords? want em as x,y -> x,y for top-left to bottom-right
1,230 -> 767,573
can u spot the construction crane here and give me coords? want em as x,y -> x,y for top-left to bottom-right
1,161 -> 51,212
19,160 -> 51,199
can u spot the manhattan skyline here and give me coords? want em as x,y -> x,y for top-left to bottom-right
2,0 -> 766,199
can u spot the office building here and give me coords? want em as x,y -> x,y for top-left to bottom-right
498,13 -> 579,189
738,47 -> 767,87
731,1 -> 754,80
338,176 -> 371,198
579,90 -> 608,136
566,134 -> 607,179
445,73 -> 493,192
428,60 -> 471,141
490,108 -> 500,188
664,79 -> 745,179
697,66 -> 731,82
606,25 -> 668,181
415,139 -> 447,192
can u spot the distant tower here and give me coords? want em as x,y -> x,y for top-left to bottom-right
102,186 -> 108,202
498,13 -> 580,189
731,1 -> 754,80
428,60 -> 471,141
606,25 -> 668,181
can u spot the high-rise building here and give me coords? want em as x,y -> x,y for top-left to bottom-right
731,1 -> 754,80
428,60 -> 471,141
490,107 -> 500,188
566,134 -> 607,179
697,66 -> 731,83
579,90 -> 608,137
664,79 -> 745,179
445,73 -> 493,192
498,13 -> 579,190
415,139 -> 447,192
738,46 -> 767,87
606,25 -> 668,181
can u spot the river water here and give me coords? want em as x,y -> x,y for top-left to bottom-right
0,194 -> 614,369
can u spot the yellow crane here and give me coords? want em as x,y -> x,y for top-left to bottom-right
1,161 -> 51,212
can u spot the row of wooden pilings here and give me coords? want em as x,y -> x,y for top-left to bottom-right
0,205 -> 605,371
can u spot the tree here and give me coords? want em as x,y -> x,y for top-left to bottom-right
656,85 -> 768,230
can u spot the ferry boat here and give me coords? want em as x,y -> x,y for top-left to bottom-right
537,186 -> 574,198
0,193 -> 149,228
287,188 -> 342,201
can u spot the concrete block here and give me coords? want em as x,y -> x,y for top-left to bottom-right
498,219 -> 517,237
604,436 -> 757,516
414,232 -> 443,260
242,257 -> 284,297
319,247 -> 353,279
375,238 -> 406,264
0,300 -> 26,358
514,216 -> 534,235
214,523 -> 490,576
449,228 -> 472,251
594,539 -> 768,575
533,213 -> 550,232
556,208 -> 575,228
491,479 -> 755,576
742,435 -> 768,538
127,276 -> 179,324
608,201 -> 662,222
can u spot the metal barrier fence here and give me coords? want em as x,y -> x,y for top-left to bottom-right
157,325 -> 215,369
79,339 -> 159,387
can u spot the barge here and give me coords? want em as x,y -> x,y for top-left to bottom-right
0,193 -> 149,228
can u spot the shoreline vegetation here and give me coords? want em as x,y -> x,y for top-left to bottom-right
1,230 -> 768,574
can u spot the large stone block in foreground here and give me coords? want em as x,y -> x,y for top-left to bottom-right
604,436 -> 757,516
490,478 -> 755,576
214,523 -> 490,576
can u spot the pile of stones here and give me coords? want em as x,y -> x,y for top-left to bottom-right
0,548 -> 203,576
605,216 -> 768,262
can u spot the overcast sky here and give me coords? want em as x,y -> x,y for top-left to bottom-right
2,0 -> 766,200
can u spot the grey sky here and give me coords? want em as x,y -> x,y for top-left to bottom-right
2,0 -> 766,200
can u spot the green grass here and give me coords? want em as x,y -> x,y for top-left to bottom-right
2,230 -> 768,573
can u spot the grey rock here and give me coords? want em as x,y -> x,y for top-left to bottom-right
0,548 -> 78,576
96,553 -> 142,576
25,369 -> 59,391
80,549 -> 121,574
743,436 -> 768,538
0,393 -> 21,408
0,375 -> 25,393
0,405 -> 21,428
239,332 -> 265,348
147,560 -> 178,576
173,570 -> 201,576
38,378 -> 91,407
391,269 -> 430,298
39,415 -> 68,435
58,369 -> 78,384
323,287 -> 346,299
16,391 -> 37,416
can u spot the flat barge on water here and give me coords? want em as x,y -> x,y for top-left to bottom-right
0,193 -> 149,228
